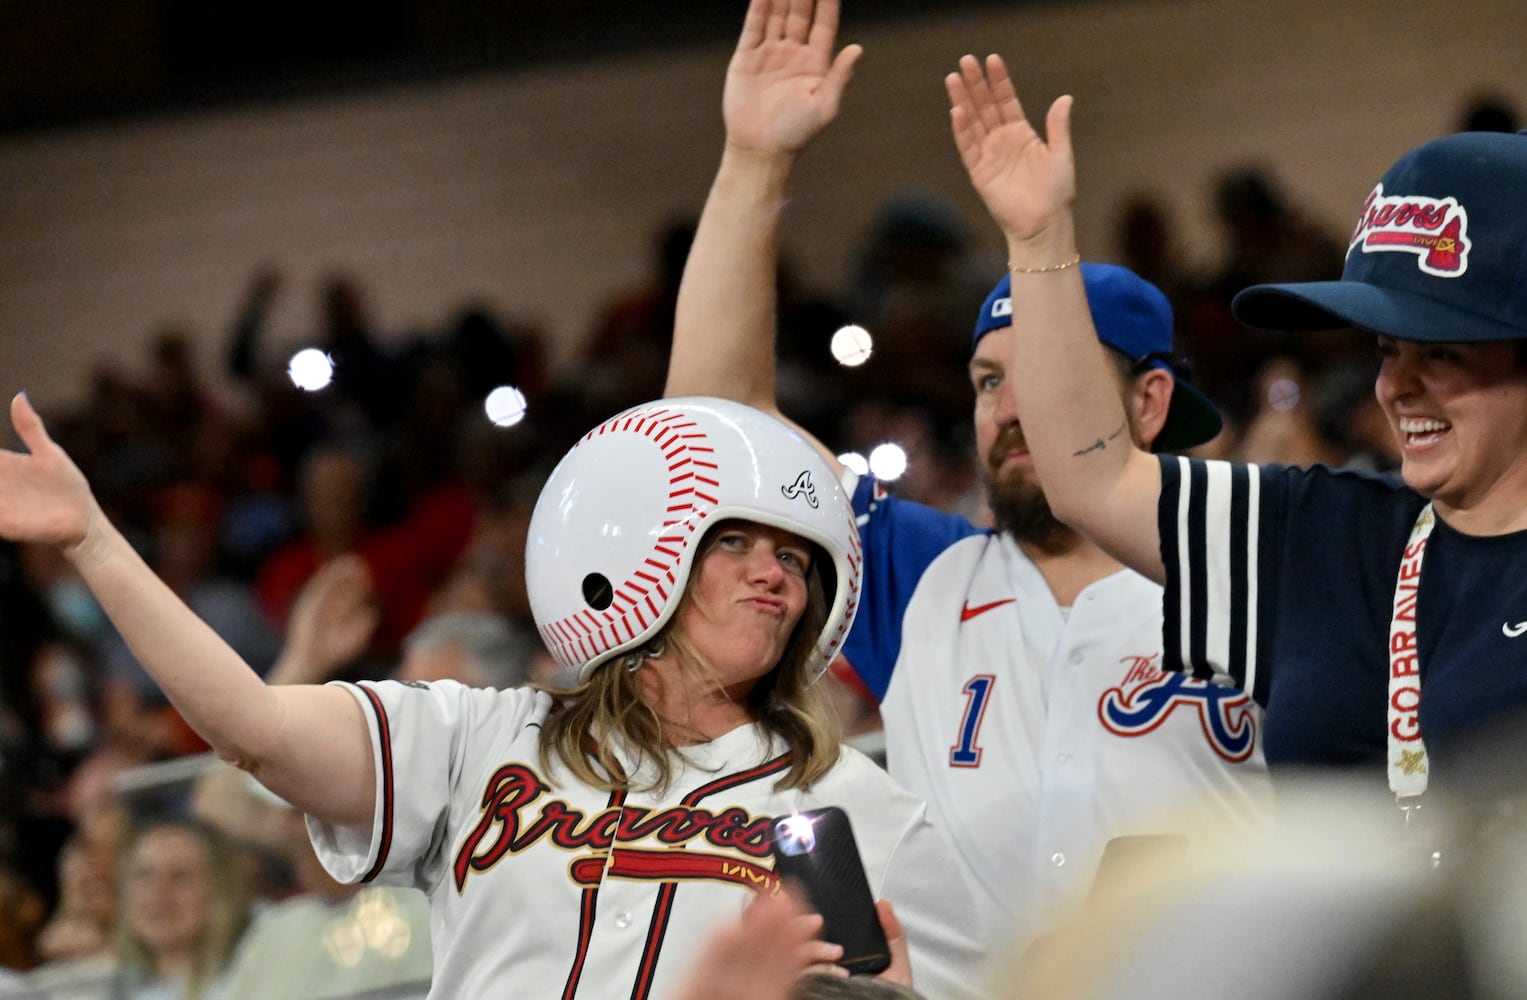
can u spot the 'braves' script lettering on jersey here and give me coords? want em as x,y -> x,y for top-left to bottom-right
452,763 -> 776,892
1098,655 -> 1257,762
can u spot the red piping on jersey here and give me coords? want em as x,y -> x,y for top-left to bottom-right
569,848 -> 779,893
357,684 -> 395,884
628,753 -> 794,1000
562,783 -> 627,1000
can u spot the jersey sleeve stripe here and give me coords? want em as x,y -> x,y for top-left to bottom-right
1159,455 -> 1188,675
1184,458 -> 1211,678
356,683 -> 396,884
1202,461 -> 1238,679
1240,468 -> 1263,702
1163,457 -> 1263,696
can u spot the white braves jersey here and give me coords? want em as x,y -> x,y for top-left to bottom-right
308,679 -> 985,1000
842,476 -> 1272,957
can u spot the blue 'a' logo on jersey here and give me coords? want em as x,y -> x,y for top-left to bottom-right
1098,657 -> 1257,762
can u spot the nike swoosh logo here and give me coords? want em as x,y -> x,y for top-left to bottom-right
960,598 -> 1016,622
1504,621 -> 1527,638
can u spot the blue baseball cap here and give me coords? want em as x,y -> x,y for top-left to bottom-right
973,262 -> 1223,451
1232,130 -> 1527,342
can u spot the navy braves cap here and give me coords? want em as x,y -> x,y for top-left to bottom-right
973,262 -> 1223,451
1232,130 -> 1527,342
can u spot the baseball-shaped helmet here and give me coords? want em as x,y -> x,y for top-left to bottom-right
526,397 -> 861,683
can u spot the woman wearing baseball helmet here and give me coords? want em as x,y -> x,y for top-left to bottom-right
0,393 -> 982,998
944,51 -> 1527,856
524,396 -> 860,795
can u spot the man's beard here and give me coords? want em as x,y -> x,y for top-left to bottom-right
984,429 -> 1078,553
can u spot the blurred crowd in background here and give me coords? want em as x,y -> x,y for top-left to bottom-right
0,93 -> 1517,999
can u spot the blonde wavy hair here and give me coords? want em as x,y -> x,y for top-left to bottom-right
115,816 -> 250,1000
535,522 -> 842,793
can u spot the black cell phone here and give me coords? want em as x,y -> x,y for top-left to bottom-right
769,805 -> 891,976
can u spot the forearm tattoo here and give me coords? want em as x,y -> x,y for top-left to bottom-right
1073,420 -> 1128,458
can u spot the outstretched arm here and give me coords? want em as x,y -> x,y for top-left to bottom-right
667,0 -> 860,467
946,55 -> 1166,581
0,393 -> 376,826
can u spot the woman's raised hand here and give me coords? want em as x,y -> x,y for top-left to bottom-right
946,54 -> 1077,256
0,393 -> 99,553
723,0 -> 862,157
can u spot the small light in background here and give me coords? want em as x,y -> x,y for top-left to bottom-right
287,348 -> 334,391
838,451 -> 869,477
484,386 -> 528,428
830,324 -> 874,367
868,443 -> 907,481
1267,378 -> 1301,411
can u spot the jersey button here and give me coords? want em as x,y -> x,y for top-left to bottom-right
1069,651 -> 1085,665
614,911 -> 633,929
1050,852 -> 1066,867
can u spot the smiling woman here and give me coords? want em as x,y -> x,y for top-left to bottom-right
1372,337 -> 1527,521
115,816 -> 250,999
943,49 -> 1527,847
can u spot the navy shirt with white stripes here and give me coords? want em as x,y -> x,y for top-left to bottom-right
1158,456 -> 1527,782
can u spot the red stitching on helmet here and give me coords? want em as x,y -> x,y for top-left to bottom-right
542,404 -> 734,670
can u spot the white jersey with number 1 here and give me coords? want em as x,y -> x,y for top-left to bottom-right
841,473 -> 1272,956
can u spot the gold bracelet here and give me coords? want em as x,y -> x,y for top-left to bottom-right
1008,253 -> 1081,273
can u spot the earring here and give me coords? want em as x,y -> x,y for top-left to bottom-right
622,637 -> 666,672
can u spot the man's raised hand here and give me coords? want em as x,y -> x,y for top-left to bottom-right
946,54 -> 1077,252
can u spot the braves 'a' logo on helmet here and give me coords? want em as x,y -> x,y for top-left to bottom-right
781,470 -> 819,509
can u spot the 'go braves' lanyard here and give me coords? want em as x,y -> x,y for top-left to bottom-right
1388,502 -> 1435,819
